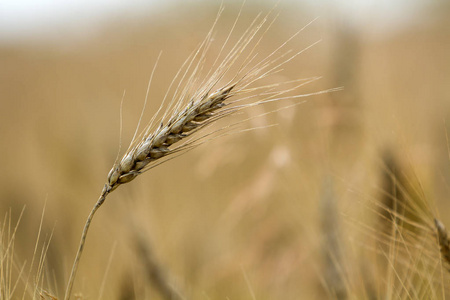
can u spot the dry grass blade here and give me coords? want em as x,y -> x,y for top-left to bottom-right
64,6 -> 336,300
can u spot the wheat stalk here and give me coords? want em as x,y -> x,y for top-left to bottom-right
63,6 -> 339,300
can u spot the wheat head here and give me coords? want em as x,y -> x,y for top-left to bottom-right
64,6 -> 338,300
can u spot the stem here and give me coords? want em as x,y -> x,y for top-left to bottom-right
134,230 -> 185,300
64,189 -> 109,300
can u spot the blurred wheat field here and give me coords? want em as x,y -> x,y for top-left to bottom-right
1,1 -> 450,299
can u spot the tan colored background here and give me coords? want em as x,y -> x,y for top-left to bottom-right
1,1 -> 450,299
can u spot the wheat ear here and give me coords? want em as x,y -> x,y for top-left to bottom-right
434,218 -> 450,268
63,7 -> 338,300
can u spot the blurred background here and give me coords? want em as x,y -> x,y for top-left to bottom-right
1,0 -> 450,299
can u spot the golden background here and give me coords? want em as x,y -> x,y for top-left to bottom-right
1,1 -> 450,299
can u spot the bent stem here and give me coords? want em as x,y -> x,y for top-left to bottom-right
64,187 -> 109,300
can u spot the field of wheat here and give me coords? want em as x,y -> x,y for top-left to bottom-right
1,1 -> 450,299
